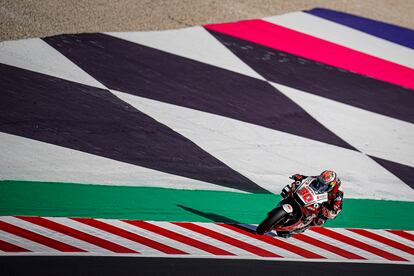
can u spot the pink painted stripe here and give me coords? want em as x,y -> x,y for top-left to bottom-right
348,228 -> 414,255
205,20 -> 414,90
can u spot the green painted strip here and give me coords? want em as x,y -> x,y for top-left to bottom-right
1,180 -> 413,230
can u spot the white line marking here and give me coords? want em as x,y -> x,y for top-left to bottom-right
48,217 -> 154,254
305,229 -> 382,260
0,229 -> 57,253
202,223 -> 304,259
100,219 -> 207,255
338,228 -> 412,261
4,216 -> 112,253
264,12 -> 414,69
159,222 -> 256,256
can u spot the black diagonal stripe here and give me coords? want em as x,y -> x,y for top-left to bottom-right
370,156 -> 414,189
42,33 -> 353,150
207,30 -> 414,124
0,63 -> 267,193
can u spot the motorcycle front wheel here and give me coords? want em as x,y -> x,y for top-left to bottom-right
256,207 -> 287,235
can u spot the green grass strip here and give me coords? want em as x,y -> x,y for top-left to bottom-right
1,180 -> 413,230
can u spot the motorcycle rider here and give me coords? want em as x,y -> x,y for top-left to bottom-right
278,170 -> 343,237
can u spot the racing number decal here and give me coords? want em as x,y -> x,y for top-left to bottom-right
298,187 -> 313,203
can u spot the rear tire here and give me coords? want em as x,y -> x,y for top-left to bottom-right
256,207 -> 287,235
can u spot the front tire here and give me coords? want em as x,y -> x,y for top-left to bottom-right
256,207 -> 287,235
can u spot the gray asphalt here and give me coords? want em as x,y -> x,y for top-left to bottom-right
1,256 -> 413,276
1,0 -> 413,41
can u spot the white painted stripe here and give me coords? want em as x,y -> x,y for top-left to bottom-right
371,229 -> 414,250
289,232 -> 349,260
305,229 -> 382,260
48,217 -> 153,254
1,216 -> 413,264
156,222 -> 256,256
202,223 -> 305,259
247,224 -> 348,260
0,38 -> 106,89
0,229 -> 57,253
2,217 -> 111,254
0,132 -> 242,193
113,90 -> 414,201
264,12 -> 414,69
271,82 -> 414,168
386,230 -> 414,244
336,228 -> 412,261
106,27 -> 264,80
100,219 -> 207,255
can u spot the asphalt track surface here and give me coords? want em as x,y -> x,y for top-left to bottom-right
1,256 -> 413,276
1,0 -> 414,41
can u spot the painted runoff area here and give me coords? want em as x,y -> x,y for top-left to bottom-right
1,17 -> 413,199
1,215 -> 414,265
1,180 -> 414,230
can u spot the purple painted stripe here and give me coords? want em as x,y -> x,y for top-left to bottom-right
207,30 -> 414,124
306,8 -> 414,49
43,33 -> 353,150
0,63 -> 265,193
369,156 -> 414,189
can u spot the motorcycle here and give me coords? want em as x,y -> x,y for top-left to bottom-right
256,176 -> 329,237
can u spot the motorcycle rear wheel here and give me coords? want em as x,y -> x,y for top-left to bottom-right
256,207 -> 287,235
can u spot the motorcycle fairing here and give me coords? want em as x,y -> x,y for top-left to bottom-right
273,177 -> 329,233
295,177 -> 329,207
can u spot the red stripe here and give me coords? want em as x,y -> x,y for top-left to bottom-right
17,216 -> 136,253
386,230 -> 414,243
205,20 -> 414,90
348,229 -> 414,256
311,227 -> 407,261
0,239 -> 30,252
125,220 -> 234,256
293,233 -> 365,260
220,224 -> 324,259
0,220 -> 84,252
73,218 -> 187,255
173,222 -> 281,257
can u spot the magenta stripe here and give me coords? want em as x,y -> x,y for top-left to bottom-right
205,20 -> 414,90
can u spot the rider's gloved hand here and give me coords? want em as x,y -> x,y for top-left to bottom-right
280,185 -> 292,198
321,206 -> 329,217
314,216 -> 326,226
313,207 -> 328,226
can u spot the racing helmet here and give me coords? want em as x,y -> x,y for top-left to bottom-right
317,170 -> 339,192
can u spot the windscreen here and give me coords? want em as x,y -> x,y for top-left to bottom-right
309,179 -> 330,194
